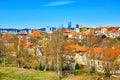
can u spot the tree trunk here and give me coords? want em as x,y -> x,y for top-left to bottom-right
44,64 -> 47,71
44,55 -> 48,71
57,64 -> 60,80
60,54 -> 63,77
57,53 -> 60,80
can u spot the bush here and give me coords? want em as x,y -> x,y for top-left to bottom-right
75,69 -> 79,74
34,66 -> 39,70
90,66 -> 95,74
64,65 -> 70,70
63,63 -> 70,71
75,63 -> 79,70
23,65 -> 32,69
104,67 -> 111,77
39,64 -> 45,70
0,59 -> 3,63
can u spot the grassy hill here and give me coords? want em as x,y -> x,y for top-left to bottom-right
0,67 -> 119,80
0,67 -> 57,80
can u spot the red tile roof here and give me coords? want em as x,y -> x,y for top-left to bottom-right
62,30 -> 80,34
107,27 -> 119,33
32,30 -> 42,36
89,47 -> 120,61
81,32 -> 96,37
64,44 -> 88,53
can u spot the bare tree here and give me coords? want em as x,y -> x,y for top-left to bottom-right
49,29 -> 65,80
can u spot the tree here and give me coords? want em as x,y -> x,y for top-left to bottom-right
0,39 -> 7,67
42,39 -> 51,71
12,35 -> 30,67
49,29 -> 66,80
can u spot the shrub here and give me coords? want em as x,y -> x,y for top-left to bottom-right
104,67 -> 111,77
23,65 -> 32,69
64,65 -> 70,70
117,37 -> 120,40
75,63 -> 79,70
90,66 -> 95,74
34,66 -> 38,70
39,64 -> 45,70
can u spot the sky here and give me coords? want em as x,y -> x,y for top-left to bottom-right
0,0 -> 120,29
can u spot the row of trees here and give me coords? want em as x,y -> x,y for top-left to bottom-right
0,30 -> 66,80
39,30 -> 66,80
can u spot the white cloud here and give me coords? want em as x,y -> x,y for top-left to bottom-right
43,1 -> 75,7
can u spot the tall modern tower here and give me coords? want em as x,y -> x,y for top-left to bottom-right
68,21 -> 72,30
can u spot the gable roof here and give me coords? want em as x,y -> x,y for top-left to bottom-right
62,30 -> 80,34
64,44 -> 88,53
89,47 -> 120,61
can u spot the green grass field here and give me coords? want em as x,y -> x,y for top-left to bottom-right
0,67 -> 119,80
0,67 -> 57,80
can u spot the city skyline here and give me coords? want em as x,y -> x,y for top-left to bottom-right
0,0 -> 120,28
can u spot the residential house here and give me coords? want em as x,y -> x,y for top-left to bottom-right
107,27 -> 119,38
64,44 -> 88,68
89,47 -> 120,73
95,27 -> 120,38
62,29 -> 80,42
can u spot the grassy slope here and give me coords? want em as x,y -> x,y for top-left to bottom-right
1,67 -> 119,80
0,67 -> 57,80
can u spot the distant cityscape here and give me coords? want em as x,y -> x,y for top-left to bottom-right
0,22 -> 120,39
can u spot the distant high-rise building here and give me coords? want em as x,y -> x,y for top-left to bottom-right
76,24 -> 79,28
76,24 -> 82,28
68,21 -> 72,29
76,24 -> 82,32
75,24 -> 80,32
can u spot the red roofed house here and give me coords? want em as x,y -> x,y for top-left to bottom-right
107,27 -> 119,38
89,47 -> 120,73
64,44 -> 89,67
63,44 -> 88,69
75,48 -> 88,67
62,30 -> 81,42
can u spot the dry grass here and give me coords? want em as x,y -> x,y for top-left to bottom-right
62,74 -> 120,80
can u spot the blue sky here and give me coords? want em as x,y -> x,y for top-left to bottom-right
0,0 -> 120,28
